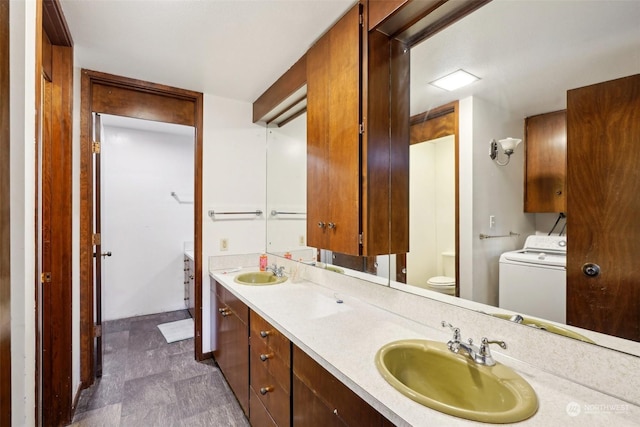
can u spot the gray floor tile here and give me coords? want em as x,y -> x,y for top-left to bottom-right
71,310 -> 249,427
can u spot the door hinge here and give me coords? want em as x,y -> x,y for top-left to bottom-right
41,272 -> 52,283
359,233 -> 363,245
94,324 -> 102,338
359,123 -> 364,134
359,13 -> 363,26
92,141 -> 101,153
93,233 -> 101,245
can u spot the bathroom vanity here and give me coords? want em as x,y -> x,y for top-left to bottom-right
210,257 -> 639,426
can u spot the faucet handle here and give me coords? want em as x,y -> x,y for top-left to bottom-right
479,338 -> 507,357
441,321 -> 461,342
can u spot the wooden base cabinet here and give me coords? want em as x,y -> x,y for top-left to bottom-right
184,256 -> 195,317
213,280 -> 249,415
293,345 -> 393,427
249,311 -> 291,427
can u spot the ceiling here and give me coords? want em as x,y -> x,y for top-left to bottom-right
410,1 -> 640,117
60,0 -> 640,125
59,0 -> 354,103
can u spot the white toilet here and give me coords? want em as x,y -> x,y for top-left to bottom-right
426,252 -> 456,296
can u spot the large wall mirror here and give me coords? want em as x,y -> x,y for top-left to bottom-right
393,0 -> 640,356
265,111 -> 391,285
265,0 -> 640,357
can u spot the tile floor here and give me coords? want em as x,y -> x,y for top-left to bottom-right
70,310 -> 250,427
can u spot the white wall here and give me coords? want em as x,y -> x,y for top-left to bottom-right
459,96 -> 536,305
10,1 -> 37,425
266,113 -> 308,253
201,94 -> 267,352
101,123 -> 194,321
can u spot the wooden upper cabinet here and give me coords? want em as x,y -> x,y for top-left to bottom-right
307,4 -> 362,256
307,2 -> 410,256
524,110 -> 567,213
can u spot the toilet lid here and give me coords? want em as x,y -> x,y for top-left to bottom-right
427,276 -> 456,286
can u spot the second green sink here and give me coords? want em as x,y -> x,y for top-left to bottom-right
234,271 -> 287,286
375,339 -> 538,423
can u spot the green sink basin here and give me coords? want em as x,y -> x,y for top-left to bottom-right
375,339 -> 538,423
234,271 -> 287,286
324,265 -> 344,274
490,313 -> 595,343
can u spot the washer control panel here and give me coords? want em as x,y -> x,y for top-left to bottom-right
523,235 -> 567,254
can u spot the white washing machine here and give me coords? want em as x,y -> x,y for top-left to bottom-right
499,235 -> 567,323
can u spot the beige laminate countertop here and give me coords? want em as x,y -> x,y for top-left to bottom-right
210,268 -> 639,426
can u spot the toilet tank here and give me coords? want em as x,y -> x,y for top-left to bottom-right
442,251 -> 455,278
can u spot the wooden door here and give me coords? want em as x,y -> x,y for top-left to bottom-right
566,74 -> 640,342
524,110 -> 566,213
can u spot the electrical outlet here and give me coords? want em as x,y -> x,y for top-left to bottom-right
489,215 -> 496,229
299,235 -> 305,246
220,238 -> 229,251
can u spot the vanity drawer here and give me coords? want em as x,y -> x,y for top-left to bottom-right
250,341 -> 290,394
216,281 -> 249,324
250,310 -> 291,362
250,350 -> 290,427
293,345 -> 384,427
249,387 -> 278,427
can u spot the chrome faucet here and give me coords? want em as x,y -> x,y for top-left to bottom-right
266,263 -> 286,278
441,321 -> 507,367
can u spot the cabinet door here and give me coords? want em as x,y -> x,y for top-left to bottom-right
524,110 -> 566,212
566,74 -> 640,342
187,258 -> 195,317
213,281 -> 249,414
307,4 -> 362,255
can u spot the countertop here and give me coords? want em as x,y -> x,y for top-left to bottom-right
210,268 -> 638,426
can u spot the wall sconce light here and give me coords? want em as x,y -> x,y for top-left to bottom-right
490,137 -> 522,166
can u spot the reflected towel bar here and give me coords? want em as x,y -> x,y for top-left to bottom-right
479,231 -> 520,240
208,210 -> 263,218
171,191 -> 193,204
270,210 -> 306,216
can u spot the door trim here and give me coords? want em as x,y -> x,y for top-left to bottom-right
0,0 -> 11,423
79,69 -> 204,387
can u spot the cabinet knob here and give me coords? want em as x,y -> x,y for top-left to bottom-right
259,330 -> 271,338
260,353 -> 273,362
333,409 -> 338,416
260,386 -> 274,395
317,221 -> 326,228
328,222 -> 336,229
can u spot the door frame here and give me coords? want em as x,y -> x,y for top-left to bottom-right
0,0 -> 11,423
396,101 -> 459,295
79,69 -> 204,387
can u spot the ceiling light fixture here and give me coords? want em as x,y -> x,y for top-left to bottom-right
430,69 -> 479,91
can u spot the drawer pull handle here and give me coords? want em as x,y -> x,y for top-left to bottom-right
333,409 -> 338,416
260,386 -> 273,395
260,330 -> 271,338
260,353 -> 273,362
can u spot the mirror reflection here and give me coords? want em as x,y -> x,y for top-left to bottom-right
265,112 -> 390,283
395,0 -> 640,355
265,0 -> 640,356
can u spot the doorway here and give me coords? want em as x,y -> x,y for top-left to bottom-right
396,102 -> 459,295
79,70 -> 204,388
